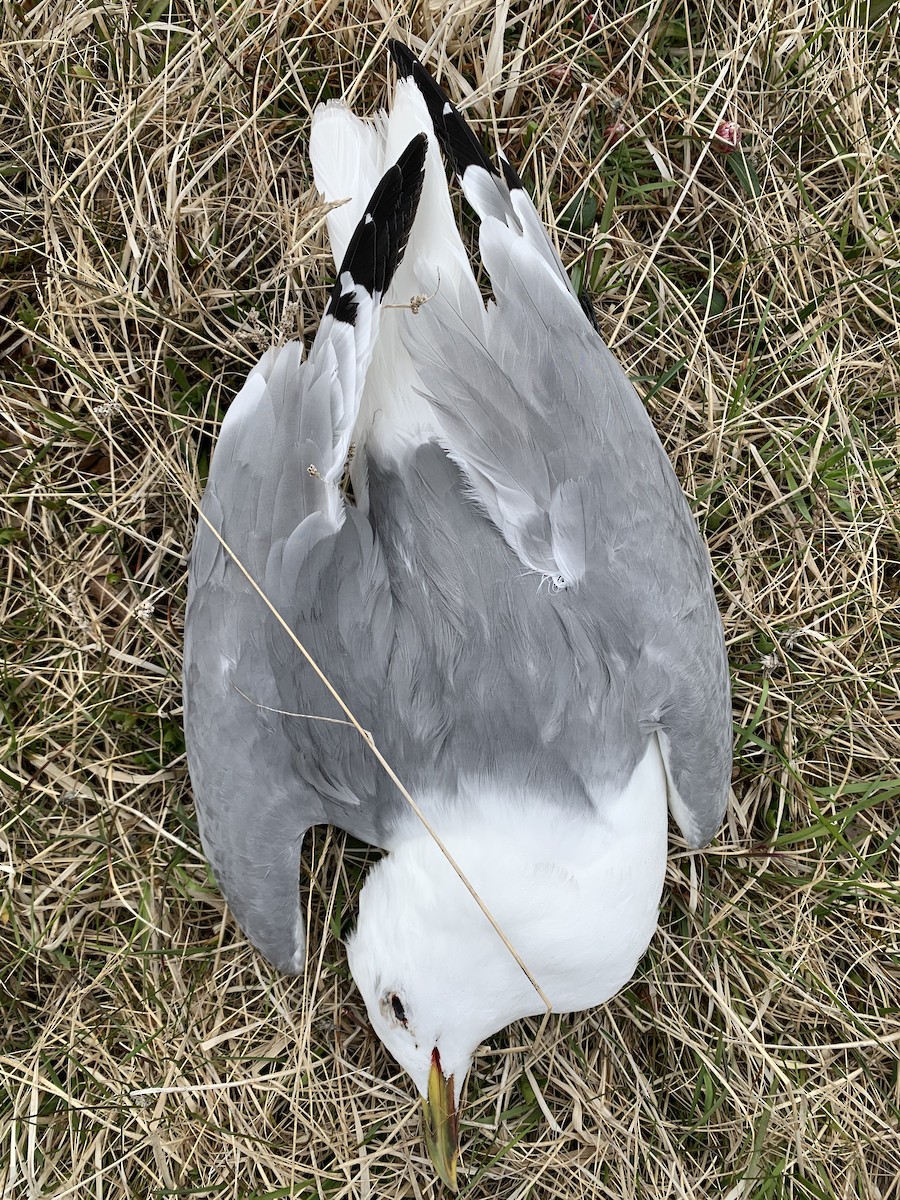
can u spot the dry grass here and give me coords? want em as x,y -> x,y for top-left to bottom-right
2,0 -> 900,1196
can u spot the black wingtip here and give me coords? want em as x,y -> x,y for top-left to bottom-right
387,38 -> 417,79
387,40 -> 496,183
325,133 -> 427,324
498,152 -> 524,192
579,290 -> 601,333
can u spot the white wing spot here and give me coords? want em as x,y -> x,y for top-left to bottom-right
442,102 -> 452,115
364,213 -> 373,224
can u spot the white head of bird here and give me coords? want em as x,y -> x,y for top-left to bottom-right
346,771 -> 669,1189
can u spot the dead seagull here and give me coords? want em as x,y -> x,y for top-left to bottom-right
182,42 -> 731,1190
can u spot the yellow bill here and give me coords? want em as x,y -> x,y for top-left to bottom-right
422,1048 -> 458,1191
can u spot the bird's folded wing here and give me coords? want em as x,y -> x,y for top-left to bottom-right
183,138 -> 427,973
395,49 -> 731,846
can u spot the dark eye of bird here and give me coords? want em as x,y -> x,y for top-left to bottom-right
390,993 -> 408,1027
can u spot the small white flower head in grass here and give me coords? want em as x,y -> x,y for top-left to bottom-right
278,301 -> 301,341
761,651 -> 779,677
713,120 -> 742,153
95,396 -> 121,420
134,597 -> 154,625
236,307 -> 270,352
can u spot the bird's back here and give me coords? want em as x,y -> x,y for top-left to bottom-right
309,54 -> 731,849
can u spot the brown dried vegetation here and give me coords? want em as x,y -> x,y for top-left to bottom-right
2,1 -> 899,1196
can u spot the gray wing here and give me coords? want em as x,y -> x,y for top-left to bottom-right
396,54 -> 731,845
406,245 -> 730,846
183,139 -> 427,973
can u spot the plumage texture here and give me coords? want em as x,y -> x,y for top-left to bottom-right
183,135 -> 427,972
183,48 -> 731,1000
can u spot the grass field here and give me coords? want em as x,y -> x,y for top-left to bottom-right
2,1 -> 899,1197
